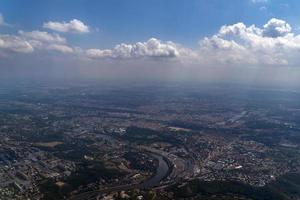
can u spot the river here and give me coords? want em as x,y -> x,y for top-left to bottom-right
140,153 -> 170,188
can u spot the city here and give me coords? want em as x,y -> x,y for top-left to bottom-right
0,82 -> 300,199
1,0 -> 300,199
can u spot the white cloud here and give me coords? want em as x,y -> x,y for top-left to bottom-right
262,18 -> 292,38
0,35 -> 33,53
86,38 -> 187,59
18,30 -> 73,53
43,19 -> 90,33
2,16 -> 300,69
198,18 -> 300,66
19,30 -> 66,43
0,30 -> 74,55
47,44 -> 74,53
86,49 -> 112,58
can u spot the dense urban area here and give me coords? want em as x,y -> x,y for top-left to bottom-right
1,81 -> 300,200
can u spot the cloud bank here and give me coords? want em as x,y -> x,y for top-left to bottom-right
1,17 -> 300,69
199,18 -> 300,66
85,38 -> 189,59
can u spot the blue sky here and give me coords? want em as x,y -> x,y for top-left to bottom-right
0,0 -> 298,48
1,0 -> 300,84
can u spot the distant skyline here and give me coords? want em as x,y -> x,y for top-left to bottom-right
1,0 -> 300,85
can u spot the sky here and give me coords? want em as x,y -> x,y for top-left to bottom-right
1,0 -> 300,85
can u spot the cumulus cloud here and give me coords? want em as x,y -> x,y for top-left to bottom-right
19,30 -> 66,43
2,15 -> 300,69
0,35 -> 33,53
86,38 -> 188,59
262,18 -> 292,38
43,19 -> 90,33
198,18 -> 300,66
46,44 -> 74,53
0,30 -> 74,55
18,30 -> 73,53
